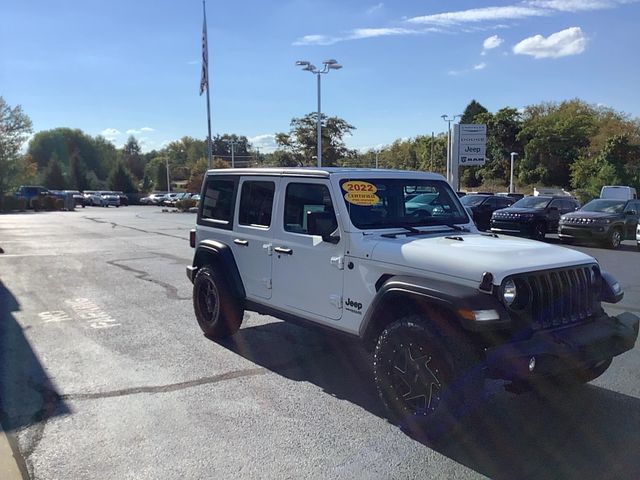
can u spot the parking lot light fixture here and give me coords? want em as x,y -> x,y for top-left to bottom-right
296,59 -> 343,168
510,152 -> 518,193
441,114 -> 461,184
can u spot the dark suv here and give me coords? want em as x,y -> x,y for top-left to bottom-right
558,198 -> 640,249
461,194 -> 515,231
491,195 -> 580,240
15,185 -> 50,206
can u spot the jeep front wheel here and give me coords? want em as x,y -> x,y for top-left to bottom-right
373,315 -> 481,434
606,228 -> 622,249
193,265 -> 243,339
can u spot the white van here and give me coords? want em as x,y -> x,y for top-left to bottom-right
600,186 -> 637,200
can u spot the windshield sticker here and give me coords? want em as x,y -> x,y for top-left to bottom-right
342,181 -> 379,206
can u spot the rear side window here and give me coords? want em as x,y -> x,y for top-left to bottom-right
200,178 -> 236,227
284,183 -> 336,234
238,181 -> 275,227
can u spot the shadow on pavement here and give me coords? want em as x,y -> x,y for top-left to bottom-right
215,319 -> 640,480
0,280 -> 69,433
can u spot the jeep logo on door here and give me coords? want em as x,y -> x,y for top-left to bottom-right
345,298 -> 363,314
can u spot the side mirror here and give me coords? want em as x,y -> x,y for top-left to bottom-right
548,206 -> 559,212
307,211 -> 340,244
626,210 -> 637,216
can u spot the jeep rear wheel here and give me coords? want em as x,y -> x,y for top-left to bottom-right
373,315 -> 482,436
193,265 -> 243,339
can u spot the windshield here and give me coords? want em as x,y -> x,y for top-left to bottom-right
461,195 -> 488,207
511,196 -> 552,209
339,178 -> 469,229
581,199 -> 626,213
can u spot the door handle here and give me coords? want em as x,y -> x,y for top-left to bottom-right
234,239 -> 249,246
274,247 -> 293,255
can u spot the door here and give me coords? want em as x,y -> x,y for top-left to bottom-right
623,201 -> 640,239
271,179 -> 345,321
231,178 -> 278,300
477,197 -> 497,230
547,199 -> 564,230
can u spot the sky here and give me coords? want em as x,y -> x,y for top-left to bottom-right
2,0 -> 640,154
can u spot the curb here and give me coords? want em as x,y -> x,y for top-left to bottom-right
0,421 -> 26,479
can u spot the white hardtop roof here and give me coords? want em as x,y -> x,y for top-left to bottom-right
205,167 -> 446,181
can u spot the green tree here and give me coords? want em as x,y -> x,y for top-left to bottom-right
121,136 -> 145,180
69,152 -> 89,191
108,161 -> 138,193
0,97 -> 33,197
275,113 -> 355,166
460,99 -> 488,124
42,153 -> 67,189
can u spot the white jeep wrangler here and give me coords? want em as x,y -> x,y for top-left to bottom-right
187,168 -> 638,426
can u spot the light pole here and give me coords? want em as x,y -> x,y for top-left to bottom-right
510,152 -> 518,193
165,157 -> 171,193
441,114 -> 461,184
375,149 -> 380,169
296,59 -> 343,168
226,139 -> 239,168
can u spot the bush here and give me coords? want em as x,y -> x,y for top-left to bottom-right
175,198 -> 197,211
1,196 -> 27,212
42,195 -> 57,210
30,197 -> 42,210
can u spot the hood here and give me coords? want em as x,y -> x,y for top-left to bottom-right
563,210 -> 621,219
369,232 -> 594,285
497,207 -> 544,214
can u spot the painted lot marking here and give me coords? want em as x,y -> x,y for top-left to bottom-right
38,298 -> 121,329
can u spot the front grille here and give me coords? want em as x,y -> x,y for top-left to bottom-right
509,265 -> 599,329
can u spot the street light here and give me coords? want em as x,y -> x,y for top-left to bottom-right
441,114 -> 461,183
510,152 -> 518,193
225,139 -> 239,168
296,59 -> 343,168
165,157 -> 171,193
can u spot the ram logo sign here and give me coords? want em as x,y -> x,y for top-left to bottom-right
454,124 -> 486,166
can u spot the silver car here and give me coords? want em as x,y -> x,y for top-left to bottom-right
99,191 -> 120,207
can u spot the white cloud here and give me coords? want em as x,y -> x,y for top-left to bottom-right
366,2 -> 384,15
349,27 -> 420,39
513,26 -> 587,58
248,134 -> 277,152
141,127 -> 154,132
101,128 -> 120,137
527,0 -> 634,12
126,129 -> 141,135
293,34 -> 337,46
448,62 -> 488,75
483,34 -> 504,50
407,6 -> 547,25
473,62 -> 487,70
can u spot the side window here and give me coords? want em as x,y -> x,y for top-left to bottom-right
200,177 -> 236,227
238,181 -> 275,227
284,183 -> 336,235
549,199 -> 562,210
499,198 -> 513,208
484,197 -> 497,208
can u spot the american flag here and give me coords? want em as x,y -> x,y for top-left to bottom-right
199,9 -> 208,96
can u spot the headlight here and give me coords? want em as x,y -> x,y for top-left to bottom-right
502,279 -> 517,306
595,218 -> 611,224
560,215 -> 567,221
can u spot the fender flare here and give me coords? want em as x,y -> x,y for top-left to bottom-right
187,239 -> 246,299
359,275 -> 510,349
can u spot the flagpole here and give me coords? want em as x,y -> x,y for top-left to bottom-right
202,0 -> 213,169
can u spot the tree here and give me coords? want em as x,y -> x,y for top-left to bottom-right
108,161 -> 138,193
275,113 -> 355,166
121,136 -> 145,180
69,152 -> 89,191
460,100 -> 488,124
42,153 -> 66,189
0,97 -> 33,197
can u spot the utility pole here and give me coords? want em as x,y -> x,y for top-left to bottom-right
510,152 -> 518,193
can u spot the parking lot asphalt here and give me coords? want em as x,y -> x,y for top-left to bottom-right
1,206 -> 639,480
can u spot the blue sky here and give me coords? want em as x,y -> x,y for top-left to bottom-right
2,0 -> 640,153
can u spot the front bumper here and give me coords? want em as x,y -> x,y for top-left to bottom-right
485,312 -> 639,381
490,220 -> 535,236
558,224 -> 611,241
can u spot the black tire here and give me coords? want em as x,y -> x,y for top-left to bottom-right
373,314 -> 482,436
533,221 -> 546,240
606,228 -> 622,249
573,357 -> 612,384
193,265 -> 243,339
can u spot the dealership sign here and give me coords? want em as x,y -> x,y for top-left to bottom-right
454,124 -> 486,166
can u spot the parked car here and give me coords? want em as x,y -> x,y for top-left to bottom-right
496,192 -> 525,200
113,191 -> 129,206
636,223 -> 640,251
99,191 -> 120,207
490,195 -> 580,240
140,192 -> 167,205
15,185 -> 50,205
64,190 -> 85,208
84,191 -> 103,206
600,185 -> 637,200
165,192 -> 193,207
461,194 -> 515,231
160,193 -> 181,206
558,198 -> 640,249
